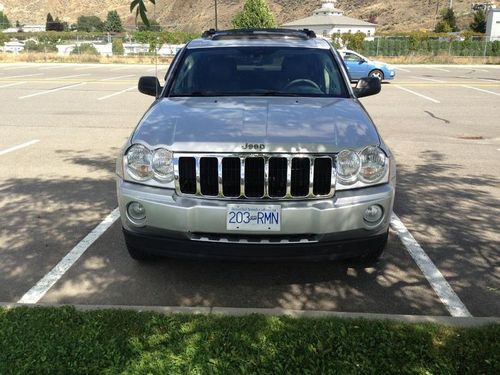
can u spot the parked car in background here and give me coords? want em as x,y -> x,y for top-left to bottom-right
340,49 -> 396,81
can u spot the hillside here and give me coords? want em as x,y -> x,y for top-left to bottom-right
0,0 -> 477,32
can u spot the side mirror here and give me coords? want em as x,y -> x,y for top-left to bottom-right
138,76 -> 162,97
353,77 -> 381,98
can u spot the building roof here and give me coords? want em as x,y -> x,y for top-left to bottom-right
283,14 -> 375,27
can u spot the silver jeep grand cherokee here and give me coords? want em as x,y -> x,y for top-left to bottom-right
116,29 -> 396,262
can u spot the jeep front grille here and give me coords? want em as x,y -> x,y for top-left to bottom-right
174,154 -> 336,200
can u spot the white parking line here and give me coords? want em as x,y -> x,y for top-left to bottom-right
395,67 -> 411,73
0,140 -> 40,156
39,65 -> 72,70
52,73 -> 91,79
462,85 -> 500,97
391,214 -> 472,317
110,66 -> 134,71
3,73 -> 43,79
75,65 -> 106,71
19,82 -> 86,99
410,76 -> 446,83
3,65 -> 34,71
97,86 -> 136,100
18,208 -> 120,304
100,74 -> 135,81
394,85 -> 441,103
454,67 -> 489,73
477,78 -> 499,83
0,81 -> 26,89
423,67 -> 450,72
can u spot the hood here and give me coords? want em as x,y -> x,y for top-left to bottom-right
132,97 -> 380,153
371,60 -> 393,70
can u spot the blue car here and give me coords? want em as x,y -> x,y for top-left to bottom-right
341,50 -> 396,81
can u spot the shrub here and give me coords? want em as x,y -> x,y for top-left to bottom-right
70,43 -> 99,55
112,38 -> 124,55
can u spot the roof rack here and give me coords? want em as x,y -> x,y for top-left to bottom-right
201,28 -> 317,40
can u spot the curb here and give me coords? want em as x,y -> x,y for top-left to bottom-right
1,302 -> 499,327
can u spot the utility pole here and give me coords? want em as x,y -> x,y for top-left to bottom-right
215,0 -> 218,30
449,0 -> 453,8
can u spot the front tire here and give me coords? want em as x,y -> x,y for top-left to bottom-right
369,69 -> 384,81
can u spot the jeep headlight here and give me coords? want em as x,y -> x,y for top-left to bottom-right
336,146 -> 388,190
359,146 -> 386,183
152,148 -> 174,182
337,149 -> 361,184
126,144 -> 153,181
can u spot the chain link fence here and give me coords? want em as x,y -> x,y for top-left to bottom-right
1,31 -> 500,61
0,29 -> 197,62
354,36 -> 500,58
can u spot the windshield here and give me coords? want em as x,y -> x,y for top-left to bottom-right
169,47 -> 349,98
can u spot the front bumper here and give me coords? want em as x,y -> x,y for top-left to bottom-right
117,180 -> 395,259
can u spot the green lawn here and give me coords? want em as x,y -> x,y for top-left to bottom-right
0,306 -> 498,374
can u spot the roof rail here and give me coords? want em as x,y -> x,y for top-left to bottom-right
201,28 -> 317,40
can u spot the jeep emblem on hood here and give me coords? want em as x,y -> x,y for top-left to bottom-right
242,143 -> 265,150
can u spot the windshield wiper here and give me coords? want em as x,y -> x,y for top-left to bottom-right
254,91 -> 301,97
170,90 -> 224,97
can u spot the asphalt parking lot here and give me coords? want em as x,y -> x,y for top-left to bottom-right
0,62 -> 498,318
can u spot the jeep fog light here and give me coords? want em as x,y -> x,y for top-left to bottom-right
127,202 -> 146,221
363,205 -> 383,224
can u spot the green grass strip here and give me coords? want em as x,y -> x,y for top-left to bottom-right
0,306 -> 498,374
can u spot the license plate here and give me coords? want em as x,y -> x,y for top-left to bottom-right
226,204 -> 281,231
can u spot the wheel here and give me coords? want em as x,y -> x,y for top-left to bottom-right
125,242 -> 155,261
369,69 -> 384,81
352,231 -> 388,265
283,79 -> 322,91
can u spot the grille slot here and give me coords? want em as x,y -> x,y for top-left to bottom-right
178,157 -> 196,194
222,157 -> 241,197
268,157 -> 287,197
244,157 -> 265,197
176,154 -> 334,199
313,158 -> 332,195
200,157 -> 218,196
291,158 -> 310,197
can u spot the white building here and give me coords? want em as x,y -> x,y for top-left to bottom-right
22,24 -> 46,32
486,8 -> 500,41
282,0 -> 376,39
1,39 -> 24,53
2,27 -> 19,33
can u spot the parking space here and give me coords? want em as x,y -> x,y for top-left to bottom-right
0,63 -> 498,317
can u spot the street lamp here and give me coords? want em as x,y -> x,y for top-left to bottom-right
215,0 -> 218,30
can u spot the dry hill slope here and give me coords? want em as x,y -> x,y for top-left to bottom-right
0,0 -> 475,32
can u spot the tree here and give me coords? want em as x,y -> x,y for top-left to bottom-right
340,32 -> 366,51
435,20 -> 452,33
470,9 -> 486,33
105,10 -> 124,32
435,7 -> 458,33
76,15 -> 104,32
232,0 -> 276,29
130,0 -> 156,27
46,13 -> 64,31
0,11 -> 11,30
